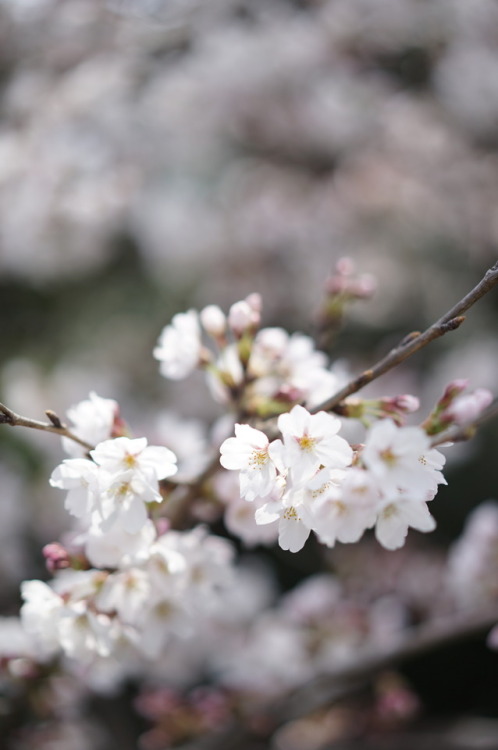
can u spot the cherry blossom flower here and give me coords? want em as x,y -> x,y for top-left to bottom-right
220,424 -> 278,502
154,310 -> 202,380
20,580 -> 65,659
90,436 -> 177,485
309,469 -> 379,547
83,518 -> 157,569
61,391 -> 119,457
362,419 -> 446,500
256,499 -> 311,553
277,404 -> 353,479
374,496 -> 436,551
49,458 -> 102,520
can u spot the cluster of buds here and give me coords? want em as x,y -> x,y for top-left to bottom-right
316,257 -> 376,347
338,394 -> 420,426
422,380 -> 493,436
154,294 -> 346,415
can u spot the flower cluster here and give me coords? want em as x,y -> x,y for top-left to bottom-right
19,392 -> 236,676
154,294 -> 347,414
21,525 -> 234,669
0,273 -> 494,750
221,405 -> 447,552
50,436 -> 177,535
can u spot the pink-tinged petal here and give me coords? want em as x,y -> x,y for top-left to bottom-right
255,503 -> 281,525
268,439 -> 286,473
219,438 -> 252,470
121,496 -> 148,534
141,445 -> 177,470
401,501 -> 436,533
311,410 -> 341,436
278,404 -> 309,437
375,507 -> 409,550
234,423 -> 268,448
279,513 -> 310,552
65,487 -> 90,518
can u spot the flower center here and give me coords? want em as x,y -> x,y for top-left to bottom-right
123,453 -> 138,469
298,434 -> 317,452
249,449 -> 268,468
283,506 -> 299,521
380,448 -> 397,466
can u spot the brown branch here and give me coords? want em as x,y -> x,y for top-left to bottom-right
161,451 -> 223,528
312,261 -> 498,414
275,605 -> 498,724
0,402 -> 93,451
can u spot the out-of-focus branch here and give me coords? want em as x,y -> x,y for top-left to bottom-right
0,402 -> 93,451
161,451 -> 222,528
275,605 -> 498,723
312,261 -> 498,414
196,605 -> 498,750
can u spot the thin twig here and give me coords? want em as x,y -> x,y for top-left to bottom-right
0,402 -> 93,451
312,261 -> 498,414
161,451 -> 222,528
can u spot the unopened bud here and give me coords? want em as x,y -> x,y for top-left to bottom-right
200,304 -> 226,337
43,542 -> 71,572
245,292 -> 262,314
391,395 -> 420,413
228,300 -> 258,337
440,379 -> 469,408
155,518 -> 171,536
445,388 -> 493,424
336,256 -> 355,275
351,274 -> 377,298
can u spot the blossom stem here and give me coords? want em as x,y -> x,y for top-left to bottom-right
313,260 -> 498,413
0,402 -> 93,451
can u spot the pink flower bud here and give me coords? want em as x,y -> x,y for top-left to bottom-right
245,292 -> 262,314
325,276 -> 348,295
228,300 -> 258,336
155,518 -> 171,536
351,273 -> 377,298
446,388 -> 493,424
42,542 -> 71,572
336,256 -> 355,275
440,379 -> 469,407
200,304 -> 226,337
393,395 -> 420,413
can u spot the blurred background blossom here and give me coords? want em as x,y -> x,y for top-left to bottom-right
1,1 -> 498,748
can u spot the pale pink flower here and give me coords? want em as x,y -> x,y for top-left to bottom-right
375,497 -> 436,551
49,458 -> 101,520
277,404 -> 353,479
61,391 -> 118,457
90,436 -> 177,484
220,424 -> 277,501
362,419 -> 446,500
154,310 -> 202,379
